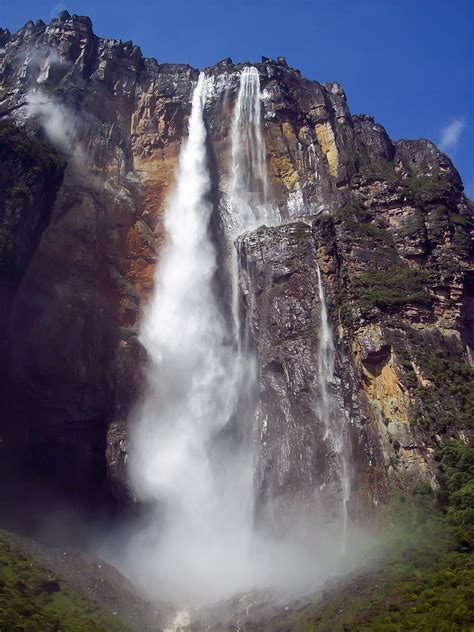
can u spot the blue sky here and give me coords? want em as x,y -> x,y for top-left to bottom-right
1,0 -> 473,197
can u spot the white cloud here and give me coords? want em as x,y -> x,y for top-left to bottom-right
439,118 -> 466,152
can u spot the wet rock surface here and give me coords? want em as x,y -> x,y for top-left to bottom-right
237,222 -> 351,526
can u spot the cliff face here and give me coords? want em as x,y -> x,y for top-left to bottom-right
0,13 -> 194,510
0,12 -> 472,520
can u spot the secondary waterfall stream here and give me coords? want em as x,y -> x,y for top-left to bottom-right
316,265 -> 350,553
229,65 -> 268,232
225,66 -> 279,345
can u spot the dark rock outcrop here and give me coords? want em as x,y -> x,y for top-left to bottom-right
0,120 -> 64,516
237,223 -> 331,524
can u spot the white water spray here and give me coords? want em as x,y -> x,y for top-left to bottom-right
131,73 -> 232,503
316,265 -> 350,553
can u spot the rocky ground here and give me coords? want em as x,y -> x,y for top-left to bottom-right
0,529 -> 171,631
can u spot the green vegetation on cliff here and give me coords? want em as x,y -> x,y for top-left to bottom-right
327,197 -> 435,318
407,174 -> 452,205
352,264 -> 432,310
0,119 -> 64,179
333,197 -> 393,243
358,159 -> 400,185
396,329 -> 474,433
0,531 -> 128,631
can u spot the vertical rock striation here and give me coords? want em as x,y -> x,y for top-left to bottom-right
237,223 -> 351,531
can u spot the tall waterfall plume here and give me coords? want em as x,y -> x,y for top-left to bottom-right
127,73 -> 253,603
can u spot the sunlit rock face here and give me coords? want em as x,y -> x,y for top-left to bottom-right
312,129 -> 473,509
0,13 -> 472,521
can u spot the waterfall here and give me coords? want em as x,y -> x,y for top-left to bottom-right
316,266 -> 335,422
124,67 -> 352,612
128,73 -> 253,603
316,265 -> 350,553
226,66 -> 281,236
229,66 -> 268,232
225,66 -> 279,344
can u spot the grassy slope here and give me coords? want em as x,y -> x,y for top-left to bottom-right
0,530 -> 130,632
237,441 -> 474,632
265,529 -> 474,631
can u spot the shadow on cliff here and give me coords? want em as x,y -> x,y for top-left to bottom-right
0,103 -> 136,545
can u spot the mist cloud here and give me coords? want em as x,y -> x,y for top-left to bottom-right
25,91 -> 82,158
439,118 -> 466,152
